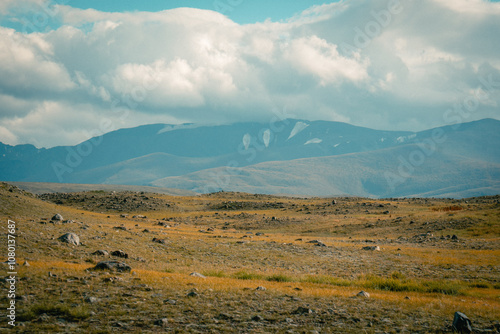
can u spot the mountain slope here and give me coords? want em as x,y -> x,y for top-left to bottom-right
152,144 -> 500,198
1,118 -> 499,198
151,119 -> 500,198
0,119 -> 414,183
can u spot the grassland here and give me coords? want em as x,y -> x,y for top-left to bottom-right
0,182 -> 499,333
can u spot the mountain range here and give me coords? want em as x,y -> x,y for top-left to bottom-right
1,118 -> 499,198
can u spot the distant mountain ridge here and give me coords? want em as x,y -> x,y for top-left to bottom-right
1,118 -> 499,198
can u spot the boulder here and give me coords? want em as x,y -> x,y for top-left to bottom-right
452,312 -> 472,333
92,260 -> 131,273
58,233 -> 80,246
357,291 -> 370,298
92,250 -> 109,256
189,272 -> 206,278
111,250 -> 128,258
362,246 -> 380,251
52,214 -> 63,221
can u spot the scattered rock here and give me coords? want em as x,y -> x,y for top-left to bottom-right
92,250 -> 109,256
113,226 -> 127,231
251,315 -> 264,321
132,215 -> 146,219
22,260 -> 30,267
111,250 -> 128,258
152,238 -> 166,244
84,296 -> 99,304
52,213 -> 63,221
164,299 -> 177,305
217,313 -> 233,320
332,200 -> 337,205
357,291 -> 370,298
255,286 -> 266,291
293,307 -> 313,315
186,291 -> 199,297
362,246 -> 380,251
92,260 -> 131,273
452,235 -> 459,240
189,272 -> 206,278
58,233 -> 80,246
452,312 -> 472,334
154,318 -> 169,327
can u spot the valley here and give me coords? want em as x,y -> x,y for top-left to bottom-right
0,182 -> 499,333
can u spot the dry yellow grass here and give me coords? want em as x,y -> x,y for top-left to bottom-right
1,183 -> 499,333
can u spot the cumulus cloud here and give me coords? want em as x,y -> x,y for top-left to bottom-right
0,0 -> 499,148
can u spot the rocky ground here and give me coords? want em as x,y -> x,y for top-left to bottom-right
0,183 -> 499,333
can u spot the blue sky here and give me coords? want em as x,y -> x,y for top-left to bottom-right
0,0 -> 499,147
68,0 -> 333,24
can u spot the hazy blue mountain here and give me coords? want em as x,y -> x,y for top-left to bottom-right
1,118 -> 499,198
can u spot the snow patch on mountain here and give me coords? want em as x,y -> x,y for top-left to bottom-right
304,138 -> 322,145
242,133 -> 251,150
396,134 -> 417,143
263,129 -> 271,148
287,121 -> 309,140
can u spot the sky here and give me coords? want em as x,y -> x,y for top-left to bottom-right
0,0 -> 499,148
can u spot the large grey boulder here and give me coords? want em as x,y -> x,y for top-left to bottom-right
58,233 -> 80,246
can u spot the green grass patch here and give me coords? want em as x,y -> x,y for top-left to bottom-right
233,270 -> 264,280
266,274 -> 294,282
19,302 -> 91,322
202,270 -> 227,278
301,275 -> 352,286
358,274 -> 464,295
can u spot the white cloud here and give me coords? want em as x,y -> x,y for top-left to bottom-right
0,0 -> 499,147
0,27 -> 75,95
286,35 -> 369,85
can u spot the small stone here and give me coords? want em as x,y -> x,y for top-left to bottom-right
164,299 -> 177,305
111,250 -> 128,258
251,315 -> 264,321
154,318 -> 169,327
256,286 -> 266,291
293,307 -> 313,314
189,272 -> 206,278
84,296 -> 98,304
22,261 -> 30,267
92,250 -> 109,256
186,291 -> 199,297
92,260 -> 131,273
362,246 -> 380,251
52,214 -> 63,221
357,291 -> 370,298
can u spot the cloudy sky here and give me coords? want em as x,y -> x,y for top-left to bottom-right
0,0 -> 499,148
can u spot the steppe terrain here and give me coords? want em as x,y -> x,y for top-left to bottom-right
0,182 -> 499,333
